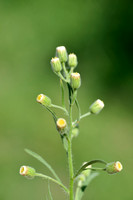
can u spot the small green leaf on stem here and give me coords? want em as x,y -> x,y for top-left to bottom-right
25,149 -> 61,183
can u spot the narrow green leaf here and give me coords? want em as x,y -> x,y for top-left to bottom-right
74,159 -> 107,178
75,172 -> 99,200
75,98 -> 81,123
25,149 -> 61,183
67,83 -> 72,105
48,181 -> 53,200
45,107 -> 57,123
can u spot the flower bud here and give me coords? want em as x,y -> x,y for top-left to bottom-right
56,118 -> 67,134
36,94 -> 52,107
71,128 -> 79,138
82,164 -> 92,177
56,46 -> 67,62
106,161 -> 123,174
19,166 -> 36,179
89,99 -> 104,114
51,57 -> 62,73
70,72 -> 81,90
68,53 -> 78,68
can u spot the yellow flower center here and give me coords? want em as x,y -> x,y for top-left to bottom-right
36,94 -> 45,102
115,161 -> 123,172
118,162 -> 121,169
20,166 -> 25,173
57,118 -> 66,130
37,95 -> 42,100
59,119 -> 65,125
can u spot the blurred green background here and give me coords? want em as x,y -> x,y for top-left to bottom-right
0,0 -> 133,199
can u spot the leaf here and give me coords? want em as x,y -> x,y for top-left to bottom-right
48,181 -> 53,200
75,98 -> 81,123
45,107 -> 57,123
67,83 -> 72,105
62,136 -> 68,152
25,149 -> 61,183
74,159 -> 107,178
75,172 -> 99,200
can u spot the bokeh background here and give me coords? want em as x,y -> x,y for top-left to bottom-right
0,0 -> 133,199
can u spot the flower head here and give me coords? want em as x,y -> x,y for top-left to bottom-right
68,53 -> 78,68
70,72 -> 81,90
56,118 -> 67,134
36,94 -> 52,107
19,166 -> 36,179
51,57 -> 62,73
89,99 -> 104,114
106,161 -> 123,174
56,46 -> 68,62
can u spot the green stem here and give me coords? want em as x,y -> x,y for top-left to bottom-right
80,111 -> 91,120
75,99 -> 81,123
69,68 -> 74,75
51,104 -> 68,115
68,105 -> 74,200
72,111 -> 91,127
88,167 -> 106,171
35,173 -> 69,194
60,79 -> 65,108
62,62 -> 70,82
57,72 -> 67,82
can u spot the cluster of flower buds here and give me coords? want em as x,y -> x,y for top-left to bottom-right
19,166 -> 36,179
50,46 -> 81,90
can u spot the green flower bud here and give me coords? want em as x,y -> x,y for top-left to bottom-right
51,57 -> 62,73
68,53 -> 78,68
89,99 -> 104,114
36,94 -> 52,107
56,118 -> 67,134
56,46 -> 68,62
106,161 -> 123,174
82,163 -> 92,177
19,166 -> 36,179
79,174 -> 86,182
70,72 -> 81,90
71,128 -> 79,138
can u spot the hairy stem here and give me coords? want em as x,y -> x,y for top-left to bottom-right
68,104 -> 74,200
